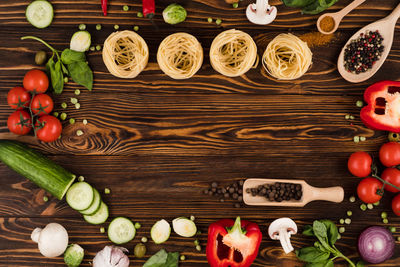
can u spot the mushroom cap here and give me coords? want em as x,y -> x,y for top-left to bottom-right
38,223 -> 69,257
268,218 -> 298,240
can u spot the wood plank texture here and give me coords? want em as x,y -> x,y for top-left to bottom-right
0,0 -> 400,266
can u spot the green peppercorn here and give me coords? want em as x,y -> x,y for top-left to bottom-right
360,204 -> 367,211
349,196 -> 356,202
123,5 -> 129,11
78,24 -> 86,30
137,12 -> 143,17
61,102 -> 67,109
35,51 -> 47,65
207,17 -> 213,23
96,24 -> 102,30
100,227 -> 105,233
135,222 -> 141,229
134,243 -> 146,258
60,112 -> 67,120
96,45 -> 102,51
43,196 -> 48,202
180,255 -> 186,261
114,24 -> 120,30
215,19 -> 222,25
232,2 -> 238,8
69,118 -> 75,124
388,132 -> 400,142
133,26 -> 139,32
104,188 -> 111,194
141,237 -> 148,243
339,227 -> 345,233
381,211 -> 388,219
347,211 -> 352,216
356,100 -> 363,107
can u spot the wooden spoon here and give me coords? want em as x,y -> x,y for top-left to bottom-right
317,0 -> 366,35
338,3 -> 400,83
243,178 -> 344,207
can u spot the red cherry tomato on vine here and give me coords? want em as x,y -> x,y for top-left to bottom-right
23,69 -> 49,94
348,151 -> 372,177
357,177 -> 383,204
392,194 -> 400,216
31,94 -> 53,116
381,168 -> 400,193
36,115 -> 62,142
7,87 -> 31,110
7,110 -> 32,135
379,142 -> 400,167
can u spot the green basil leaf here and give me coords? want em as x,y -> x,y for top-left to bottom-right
313,220 -> 327,239
143,249 -> 168,267
282,0 -> 314,7
305,260 -> 334,267
296,247 -> 330,263
320,219 -> 338,246
302,0 -> 338,14
46,57 -> 64,94
68,61 -> 93,90
61,48 -> 86,65
164,252 -> 179,267
303,225 -> 315,236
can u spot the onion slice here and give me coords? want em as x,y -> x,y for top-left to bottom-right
358,226 -> 395,264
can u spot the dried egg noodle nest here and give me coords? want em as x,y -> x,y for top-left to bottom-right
262,33 -> 312,80
209,29 -> 257,77
102,30 -> 149,79
157,32 -> 203,79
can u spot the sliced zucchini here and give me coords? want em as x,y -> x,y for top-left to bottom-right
70,31 -> 91,52
80,188 -> 101,215
151,219 -> 171,244
108,217 -> 136,244
172,217 -> 197,237
83,202 -> 109,225
66,182 -> 94,211
26,0 -> 54,29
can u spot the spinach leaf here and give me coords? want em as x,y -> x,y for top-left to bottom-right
143,249 -> 179,267
302,0 -> 338,14
46,57 -> 64,94
282,0 -> 314,7
68,61 -> 93,90
320,220 -> 338,246
303,225 -> 315,236
305,259 -> 334,267
61,48 -> 86,65
296,247 -> 330,263
165,252 -> 179,267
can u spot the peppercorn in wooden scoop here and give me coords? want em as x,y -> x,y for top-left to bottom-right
243,178 -> 344,207
338,3 -> 400,83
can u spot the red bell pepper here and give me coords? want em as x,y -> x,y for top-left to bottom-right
143,0 -> 155,19
206,217 -> 262,267
361,80 -> 400,133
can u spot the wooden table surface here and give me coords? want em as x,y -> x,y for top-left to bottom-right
1,0 -> 400,266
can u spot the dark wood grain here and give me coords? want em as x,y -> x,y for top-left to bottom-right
1,0 -> 400,266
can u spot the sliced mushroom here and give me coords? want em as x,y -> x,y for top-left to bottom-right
268,218 -> 297,254
246,0 -> 277,25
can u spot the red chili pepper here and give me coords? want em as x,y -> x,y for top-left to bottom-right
101,0 -> 107,16
206,217 -> 262,267
142,0 -> 155,19
360,80 -> 400,133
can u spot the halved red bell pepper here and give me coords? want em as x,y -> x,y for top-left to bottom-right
206,217 -> 262,267
361,80 -> 400,133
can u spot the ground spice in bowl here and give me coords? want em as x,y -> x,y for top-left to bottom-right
319,16 -> 335,33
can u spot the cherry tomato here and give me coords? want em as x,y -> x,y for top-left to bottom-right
379,142 -> 400,167
7,87 -> 31,110
31,94 -> 54,116
348,151 -> 372,177
392,194 -> 400,216
381,167 -> 400,193
23,69 -> 49,93
357,177 -> 383,204
36,115 -> 62,142
7,110 -> 32,135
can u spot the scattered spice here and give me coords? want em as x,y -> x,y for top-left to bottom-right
319,16 -> 335,32
344,30 -> 384,74
203,180 -> 244,207
299,32 -> 335,48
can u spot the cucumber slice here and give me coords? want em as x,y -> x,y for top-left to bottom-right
172,217 -> 197,237
26,0 -> 54,29
80,188 -> 101,215
108,217 -> 136,244
83,202 -> 109,225
70,31 -> 91,52
66,182 -> 94,211
151,219 -> 171,244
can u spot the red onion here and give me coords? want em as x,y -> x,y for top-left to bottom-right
358,226 -> 395,264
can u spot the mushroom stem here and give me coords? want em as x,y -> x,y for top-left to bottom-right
278,228 -> 294,254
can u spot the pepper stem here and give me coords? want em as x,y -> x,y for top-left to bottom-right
227,217 -> 245,235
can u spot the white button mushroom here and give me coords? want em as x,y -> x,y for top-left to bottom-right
31,223 -> 69,258
246,0 -> 277,25
268,218 -> 297,254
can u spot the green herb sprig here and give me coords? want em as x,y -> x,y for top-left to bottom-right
296,220 -> 359,267
21,36 -> 93,94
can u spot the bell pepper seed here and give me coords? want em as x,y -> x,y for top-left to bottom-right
78,175 -> 84,182
360,204 -> 367,211
135,222 -> 141,229
349,196 -> 356,202
347,211 -> 352,216
61,102 -> 67,109
75,89 -> 81,95
96,24 -> 102,30
180,255 -> 186,261
76,130 -> 84,136
356,100 -> 363,107
207,17 -> 213,23
137,12 -> 143,17
100,227 -> 105,233
60,112 -> 67,120
75,103 -> 81,109
344,218 -> 351,224
78,24 -> 86,30
71,98 -> 78,104
123,5 -> 129,11
381,211 -> 388,219
83,119 -> 88,125
339,219 -> 344,224
367,203 -> 373,209
43,196 -> 48,202
114,24 -> 119,30
339,227 -> 345,233
232,2 -> 238,8
141,237 -> 148,243
134,26 -> 139,32
96,45 -> 102,51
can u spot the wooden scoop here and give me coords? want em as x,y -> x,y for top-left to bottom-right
243,179 -> 344,207
338,3 -> 400,83
317,0 -> 366,35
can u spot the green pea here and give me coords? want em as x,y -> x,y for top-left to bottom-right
180,255 -> 186,261
96,24 -> 102,30
83,119 -> 88,125
195,245 -> 201,251
53,112 -> 59,117
339,219 -> 344,224
71,98 -> 78,104
61,102 -> 67,109
75,103 -> 81,109
207,17 -> 213,23
388,132 -> 400,142
78,24 -> 86,30
90,46 -> 95,51
373,201 -> 380,206
100,227 -> 105,233
389,226 -> 396,233
64,77 -> 69,83
337,234 -> 341,240
397,236 -> 400,242
190,215 -> 195,221
345,114 -> 350,119
134,243 -> 146,258
114,24 -> 120,30
383,218 -> 389,224
216,19 -> 222,25
104,188 -> 111,194
356,100 -> 363,107
349,115 -> 355,120
344,218 -> 351,225
141,237 -> 148,243
96,45 -> 102,51
232,2 -> 238,8
349,196 -> 356,202
353,136 -> 360,143
137,12 -> 143,17
135,222 -> 141,229
60,112 -> 67,120
360,204 -> 367,211
35,51 -> 47,65
360,136 -> 366,142
339,227 -> 345,233
367,203 -> 373,210
43,196 -> 48,202
381,212 -> 388,219
69,118 -> 76,124
75,89 -> 81,95
194,239 -> 199,246
347,211 -> 352,216
123,5 -> 129,11
133,26 -> 139,32
78,175 -> 84,182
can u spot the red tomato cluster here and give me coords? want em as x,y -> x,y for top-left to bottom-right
7,70 -> 62,142
348,142 -> 400,216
